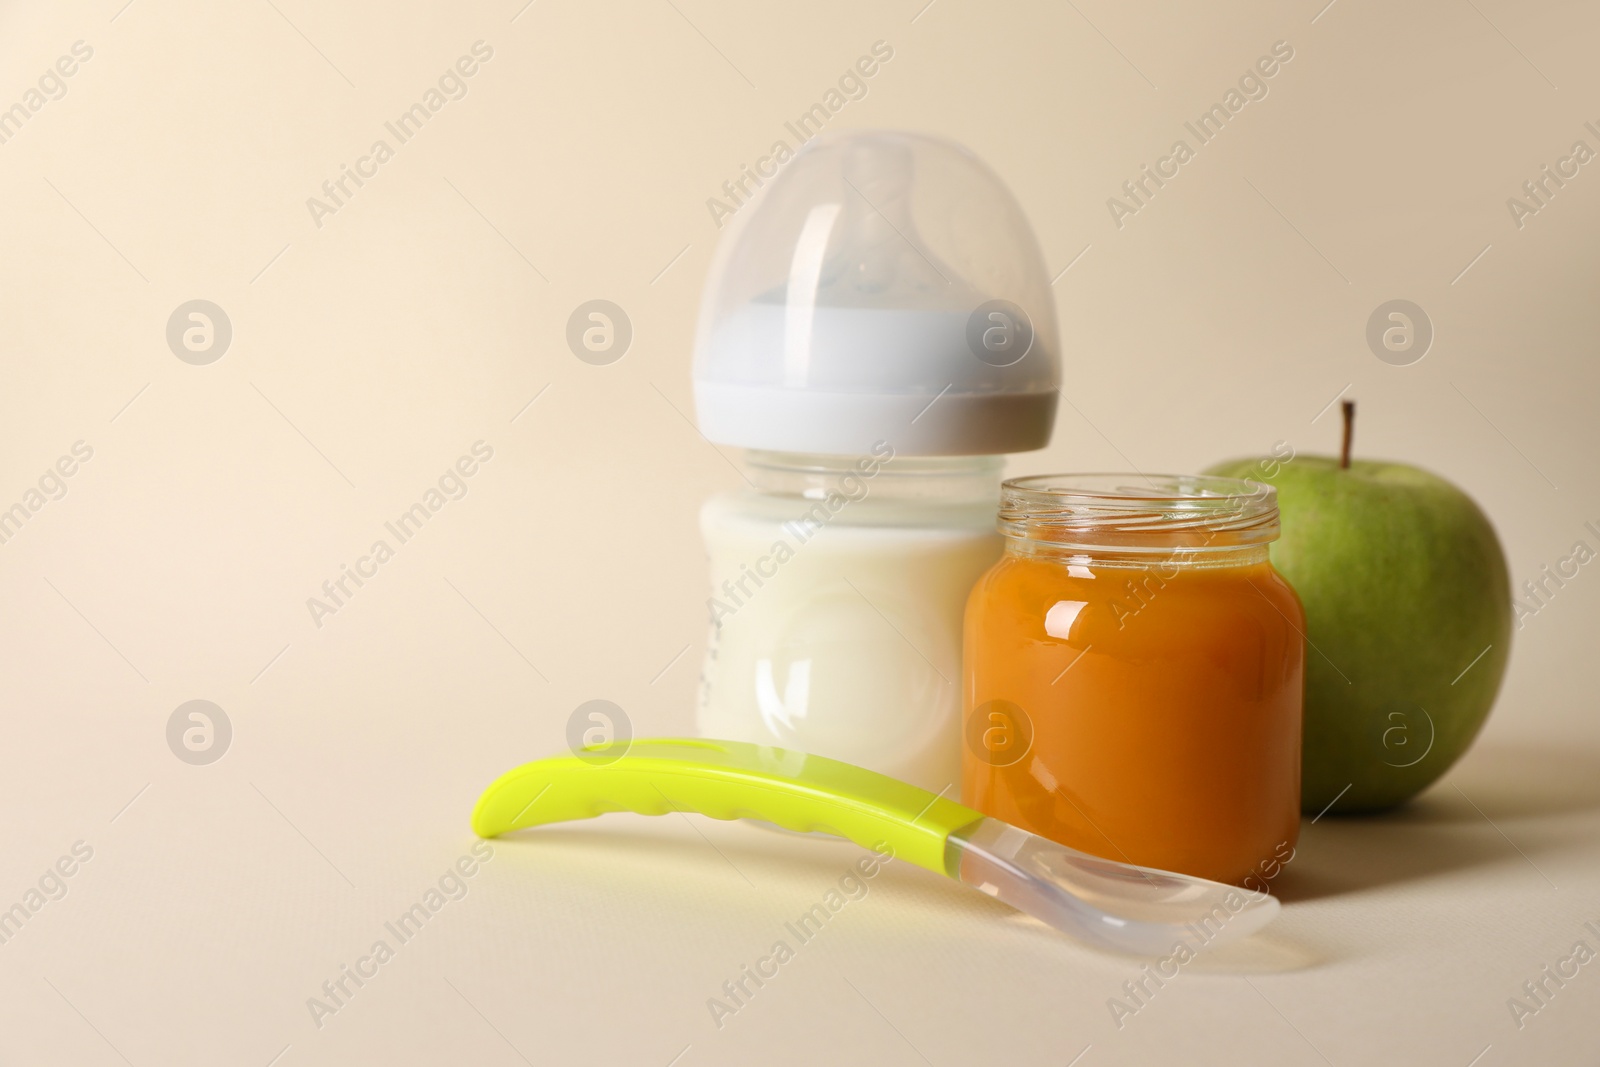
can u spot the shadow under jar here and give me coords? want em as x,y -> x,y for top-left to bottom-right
962,474 -> 1305,885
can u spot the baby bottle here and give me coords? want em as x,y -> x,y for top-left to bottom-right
691,130 -> 1059,791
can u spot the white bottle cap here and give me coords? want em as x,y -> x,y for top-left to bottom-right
693,131 -> 1060,457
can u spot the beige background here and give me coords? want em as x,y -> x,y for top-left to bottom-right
1,0 -> 1598,1063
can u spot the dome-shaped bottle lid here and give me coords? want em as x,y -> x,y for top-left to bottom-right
693,130 -> 1060,456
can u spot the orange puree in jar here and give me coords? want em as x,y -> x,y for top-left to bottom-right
962,474 -> 1304,886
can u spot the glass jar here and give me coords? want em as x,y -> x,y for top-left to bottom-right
698,449 -> 1003,791
962,474 -> 1304,885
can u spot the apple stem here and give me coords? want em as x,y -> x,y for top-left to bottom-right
1340,400 -> 1355,469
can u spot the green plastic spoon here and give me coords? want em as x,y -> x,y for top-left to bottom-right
471,738 -> 1280,955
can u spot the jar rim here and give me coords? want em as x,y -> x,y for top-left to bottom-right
1000,472 -> 1279,547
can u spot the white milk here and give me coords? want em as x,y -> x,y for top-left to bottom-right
696,456 -> 1001,791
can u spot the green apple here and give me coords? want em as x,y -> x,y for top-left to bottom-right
1205,410 -> 1511,813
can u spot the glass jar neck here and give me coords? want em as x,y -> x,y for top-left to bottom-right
743,449 -> 1003,503
999,472 -> 1280,569
1003,537 -> 1271,569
